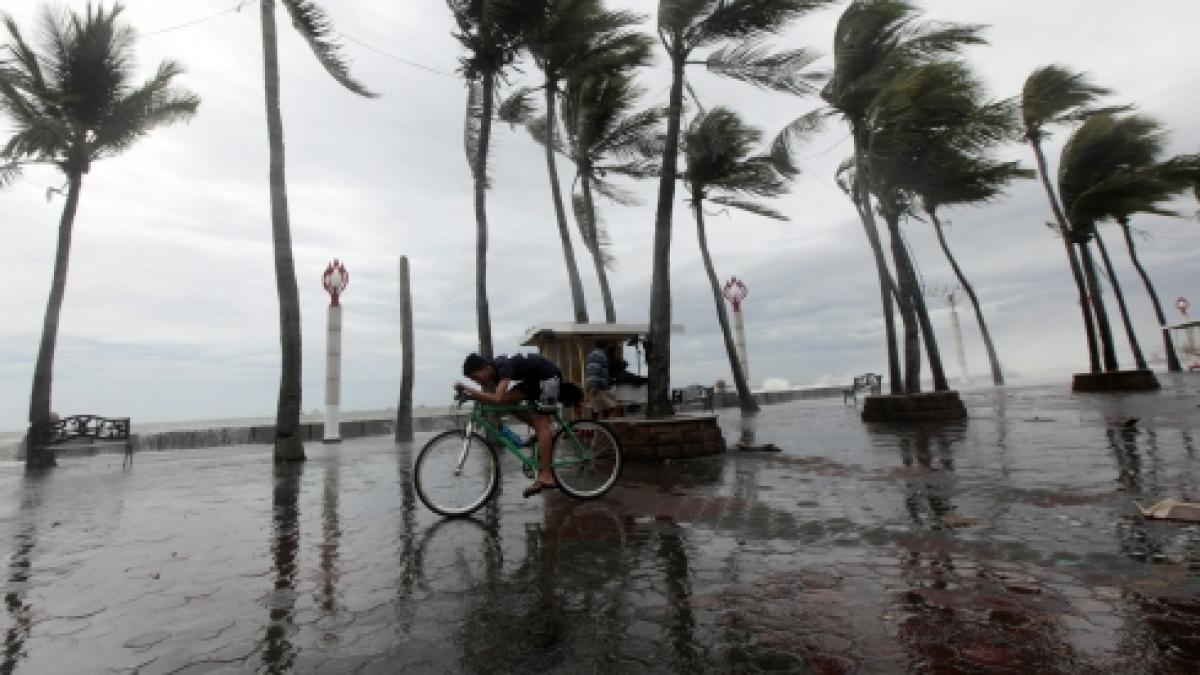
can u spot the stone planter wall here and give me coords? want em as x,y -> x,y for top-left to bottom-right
606,415 -> 726,460
860,391 -> 968,423
1072,370 -> 1161,392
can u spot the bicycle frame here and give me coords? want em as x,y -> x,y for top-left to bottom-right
458,402 -> 592,472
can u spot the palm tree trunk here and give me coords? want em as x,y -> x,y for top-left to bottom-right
580,176 -> 616,323
474,75 -> 496,359
1121,219 -> 1181,372
905,254 -> 951,392
261,0 -> 304,462
882,210 -> 924,393
647,46 -> 686,418
694,200 -> 759,414
930,210 -> 1004,385
1077,241 -> 1120,371
542,80 -> 589,324
25,171 -> 82,469
1028,137 -> 1102,373
851,124 -> 902,394
1094,227 -> 1148,370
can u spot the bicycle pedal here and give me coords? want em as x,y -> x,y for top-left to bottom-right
521,464 -> 535,480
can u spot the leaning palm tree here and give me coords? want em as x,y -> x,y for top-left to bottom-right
560,71 -> 663,323
821,0 -> 985,395
513,0 -> 652,325
259,0 -> 375,461
1020,65 -> 1127,374
682,108 -> 795,414
1062,116 -> 1200,373
1058,113 -> 1165,374
449,0 -> 526,359
646,0 -> 833,417
0,3 -> 199,469
917,152 -> 1032,386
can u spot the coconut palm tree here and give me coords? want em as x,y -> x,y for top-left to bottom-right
510,0 -> 652,325
868,62 -> 1032,387
682,108 -> 796,414
259,0 -> 375,462
821,0 -> 985,395
560,71 -> 663,323
449,0 -> 527,359
1020,65 -> 1128,374
646,0 -> 833,417
1058,113 -> 1166,374
0,3 -> 199,469
1061,115 -> 1200,373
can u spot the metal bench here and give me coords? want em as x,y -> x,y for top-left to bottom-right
50,414 -> 132,445
842,374 -> 882,405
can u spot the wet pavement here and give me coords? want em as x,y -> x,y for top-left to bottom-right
1,376 -> 1198,674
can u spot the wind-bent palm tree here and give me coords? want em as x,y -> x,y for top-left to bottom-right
1020,65 -> 1127,374
869,62 -> 1031,387
0,4 -> 199,469
821,0 -> 985,395
682,108 -> 794,414
449,0 -> 526,359
259,0 -> 375,461
1057,113 -> 1165,374
513,0 -> 652,325
560,71 -> 663,323
1061,115 -> 1200,373
647,0 -> 833,417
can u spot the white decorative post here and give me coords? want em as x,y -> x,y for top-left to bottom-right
322,260 -> 349,443
1177,296 -> 1199,371
946,289 -> 971,385
723,277 -> 750,386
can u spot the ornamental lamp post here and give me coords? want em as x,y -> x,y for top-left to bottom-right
1176,296 -> 1199,371
722,276 -> 750,386
322,260 -> 349,443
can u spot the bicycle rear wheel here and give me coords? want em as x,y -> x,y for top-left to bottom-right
415,430 -> 498,517
551,420 -> 622,499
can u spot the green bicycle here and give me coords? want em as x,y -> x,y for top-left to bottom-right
414,395 -> 623,517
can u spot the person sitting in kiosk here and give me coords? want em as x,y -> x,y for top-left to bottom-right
456,352 -> 570,498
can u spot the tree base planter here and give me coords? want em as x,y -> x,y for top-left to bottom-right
1072,370 -> 1161,392
860,391 -> 968,423
606,415 -> 726,460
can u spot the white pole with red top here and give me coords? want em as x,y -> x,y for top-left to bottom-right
723,277 -> 750,386
323,260 -> 349,443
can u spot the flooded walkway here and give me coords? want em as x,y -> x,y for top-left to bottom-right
1,377 -> 1198,673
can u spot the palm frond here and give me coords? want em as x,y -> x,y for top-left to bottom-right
684,107 -> 790,207
703,41 -> 823,95
708,195 -> 788,221
280,0 -> 376,97
2,13 -> 47,95
694,0 -> 837,47
597,160 -> 658,182
1020,64 -> 1122,135
497,85 -> 538,126
571,184 -> 617,269
0,160 -> 20,188
90,60 -> 200,156
769,108 -> 827,177
658,0 -> 717,35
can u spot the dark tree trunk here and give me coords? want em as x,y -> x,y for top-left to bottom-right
881,209 -> 922,393
693,200 -> 759,414
1094,227 -> 1148,370
25,171 -> 83,469
395,256 -> 414,442
1078,241 -> 1120,372
929,210 -> 1004,385
580,175 -> 616,323
901,242 -> 950,392
1121,219 -> 1182,372
473,75 -> 496,359
646,45 -> 686,418
542,79 -> 589,324
1028,137 -> 1102,373
261,0 -> 305,462
851,124 -> 902,394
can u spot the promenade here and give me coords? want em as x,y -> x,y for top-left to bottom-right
0,376 -> 1197,673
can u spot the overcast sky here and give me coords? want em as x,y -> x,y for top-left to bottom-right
1,0 -> 1198,430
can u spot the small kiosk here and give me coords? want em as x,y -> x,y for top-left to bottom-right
519,322 -> 726,460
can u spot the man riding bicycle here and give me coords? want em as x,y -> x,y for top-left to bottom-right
455,352 -> 563,498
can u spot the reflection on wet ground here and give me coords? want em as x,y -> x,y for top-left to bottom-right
0,376 -> 1198,673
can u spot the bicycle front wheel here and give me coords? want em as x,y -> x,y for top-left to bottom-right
551,420 -> 622,499
415,430 -> 498,517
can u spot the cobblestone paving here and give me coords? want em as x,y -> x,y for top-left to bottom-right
1,377 -> 1198,673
